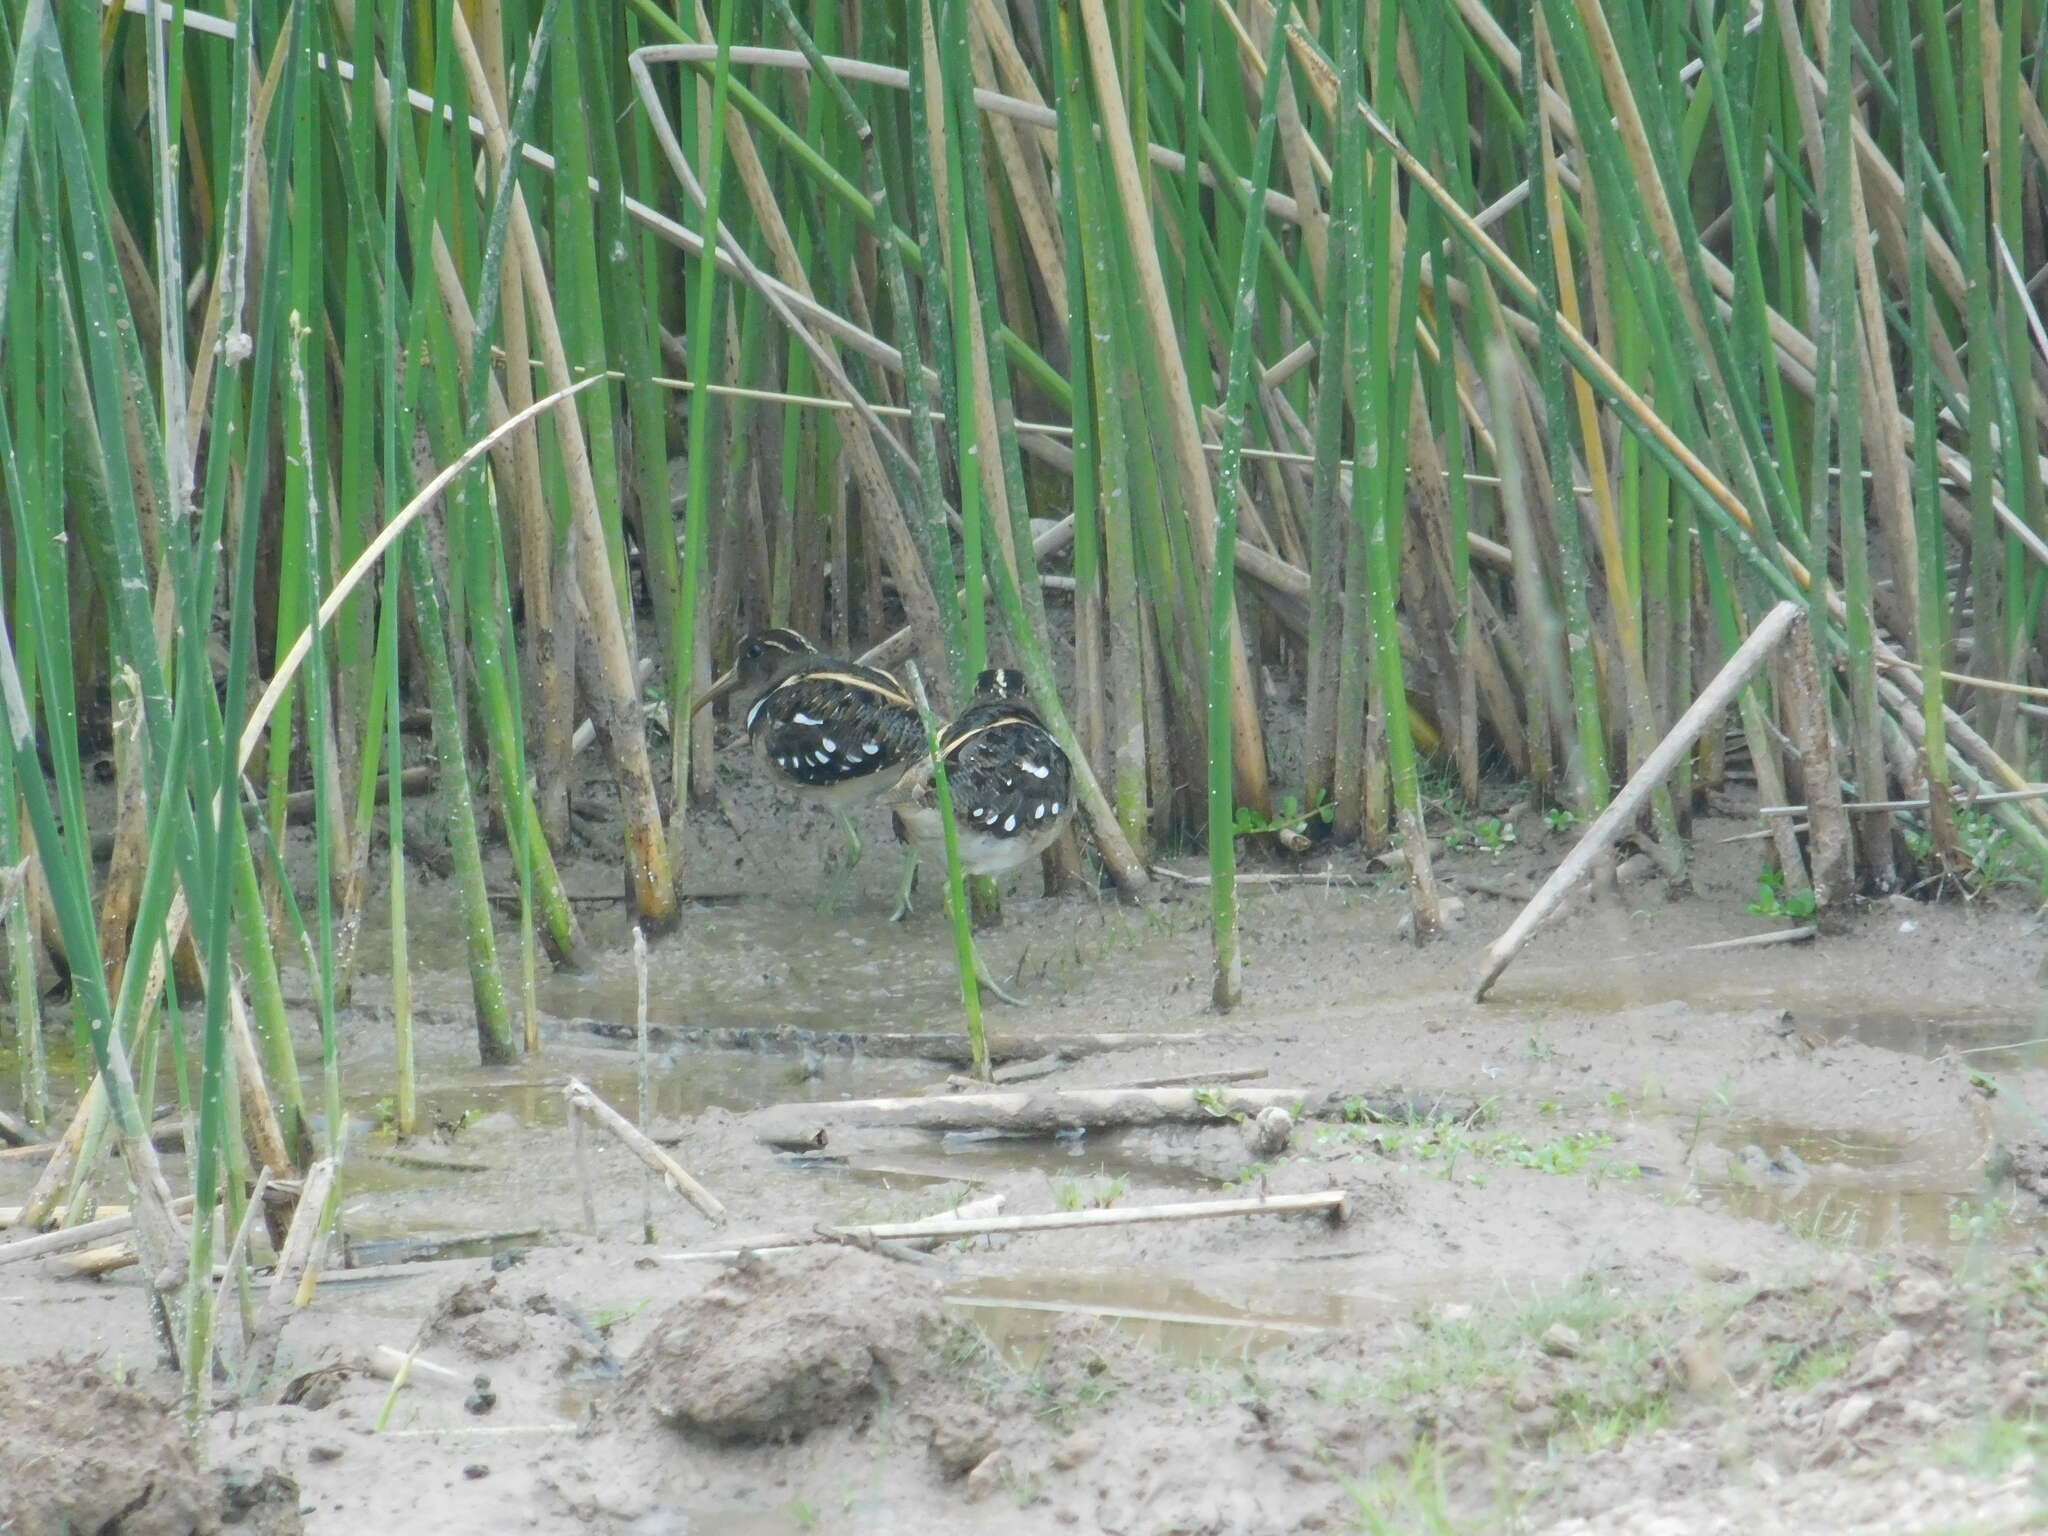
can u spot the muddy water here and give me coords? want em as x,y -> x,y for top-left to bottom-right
316,934 -> 2045,1361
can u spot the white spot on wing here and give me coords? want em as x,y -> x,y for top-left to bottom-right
862,741 -> 881,755
1034,804 -> 1047,819
1003,814 -> 1017,832
794,711 -> 823,726
821,736 -> 837,753
1022,760 -> 1049,778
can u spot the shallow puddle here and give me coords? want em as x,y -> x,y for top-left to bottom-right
1680,1114 -> 2024,1251
948,1268 -> 1360,1364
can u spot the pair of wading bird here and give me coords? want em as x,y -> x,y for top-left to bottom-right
691,628 -> 1074,999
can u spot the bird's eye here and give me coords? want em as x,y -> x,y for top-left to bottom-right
745,641 -> 762,659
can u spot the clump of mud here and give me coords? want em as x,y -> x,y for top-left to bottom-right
626,1248 -> 952,1445
0,1357 -> 301,1536
424,1268 -> 612,1376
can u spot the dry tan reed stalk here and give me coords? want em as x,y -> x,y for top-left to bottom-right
1473,601 -> 1807,1000
242,1158 -> 337,1395
660,1189 -> 1342,1262
0,1194 -> 196,1267
563,1078 -> 725,1224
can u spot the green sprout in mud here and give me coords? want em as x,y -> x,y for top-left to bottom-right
1445,816 -> 1517,855
1903,807 -> 2043,899
1232,792 -> 1334,840
1950,1194 -> 2013,1246
1358,1115 -> 1639,1184
1053,1176 -> 1128,1212
1746,866 -> 1817,921
1544,806 -> 1578,833
1682,1079 -> 1736,1163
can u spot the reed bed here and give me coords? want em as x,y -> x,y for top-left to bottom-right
2,0 -> 2046,1409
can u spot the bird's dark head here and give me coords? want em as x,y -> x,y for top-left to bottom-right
973,667 -> 1029,701
693,628 -> 817,714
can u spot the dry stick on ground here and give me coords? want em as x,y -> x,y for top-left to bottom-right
361,1344 -> 469,1390
656,1194 -> 1008,1263
569,1017 -> 1212,1065
749,1086 -> 1467,1141
563,1079 -> 726,1224
0,1195 -> 196,1268
1471,601 -> 1807,1002
660,1190 -> 1346,1263
1109,1067 -> 1272,1089
240,1158 -> 337,1396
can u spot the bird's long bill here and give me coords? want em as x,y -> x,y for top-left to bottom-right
690,664 -> 741,718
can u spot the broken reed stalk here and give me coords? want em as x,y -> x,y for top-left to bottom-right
650,1194 -> 1005,1262
660,1189 -> 1344,1261
241,1158 -> 337,1396
751,1085 -> 1388,1138
0,1194 -> 197,1267
570,1017 -> 1213,1064
1472,601 -> 1807,1001
563,1078 -> 726,1224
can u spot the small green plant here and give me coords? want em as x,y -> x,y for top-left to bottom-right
588,1299 -> 652,1334
1544,806 -> 1579,833
1232,791 -> 1333,839
1372,1113 -> 1638,1183
1746,866 -> 1817,920
1053,1176 -> 1128,1212
1903,807 -> 2042,899
1950,1194 -> 2012,1245
1446,815 -> 1517,854
1769,1338 -> 1856,1393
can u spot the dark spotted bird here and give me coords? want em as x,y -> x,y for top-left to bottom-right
886,668 -> 1074,931
691,628 -> 926,867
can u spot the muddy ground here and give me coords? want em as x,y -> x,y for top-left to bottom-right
5,762 -> 2048,1534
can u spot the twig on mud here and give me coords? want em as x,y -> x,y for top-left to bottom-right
749,1086 -> 1466,1140
1107,1066 -> 1271,1089
0,1194 -> 196,1267
1150,864 -> 1367,888
570,1016 -> 1215,1066
1473,600 -> 1806,1001
660,1190 -> 1342,1263
362,1343 -> 470,1390
564,1078 -> 727,1224
1605,926 -> 1819,963
1756,784 -> 2048,816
